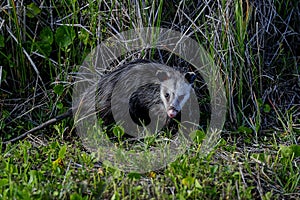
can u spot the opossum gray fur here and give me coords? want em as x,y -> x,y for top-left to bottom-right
95,59 -> 196,135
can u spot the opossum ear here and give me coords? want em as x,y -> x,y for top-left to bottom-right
156,70 -> 170,82
185,72 -> 196,84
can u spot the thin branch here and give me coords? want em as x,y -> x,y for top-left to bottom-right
2,108 -> 73,145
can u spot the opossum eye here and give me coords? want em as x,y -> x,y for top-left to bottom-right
164,93 -> 170,99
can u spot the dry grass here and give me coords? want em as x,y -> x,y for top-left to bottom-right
0,0 -> 299,199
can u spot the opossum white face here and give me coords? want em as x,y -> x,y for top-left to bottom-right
156,70 -> 196,118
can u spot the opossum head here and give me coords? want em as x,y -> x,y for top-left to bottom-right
156,70 -> 196,118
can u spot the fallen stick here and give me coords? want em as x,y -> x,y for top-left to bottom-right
2,108 -> 73,144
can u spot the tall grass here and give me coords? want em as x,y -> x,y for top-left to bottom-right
1,0 -> 298,129
0,0 -> 299,198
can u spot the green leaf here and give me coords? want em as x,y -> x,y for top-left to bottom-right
70,193 -> 83,200
232,172 -> 240,178
28,170 -> 37,185
281,144 -> 300,158
238,126 -> 253,134
40,27 -> 53,44
194,179 -> 202,189
34,27 -> 53,57
56,102 -> 64,110
59,145 -> 67,159
290,145 -> 300,157
218,138 -> 227,146
210,165 -> 218,174
55,26 -> 76,50
0,68 -> 7,83
0,35 -> 4,48
53,84 -> 64,96
26,3 -> 41,18
128,172 -> 141,180
111,192 -> 120,200
113,126 -> 124,138
280,145 -> 293,158
78,30 -> 90,45
263,104 -> 271,113
0,179 -> 9,187
181,176 -> 195,187
35,41 -> 52,57
191,130 -> 206,143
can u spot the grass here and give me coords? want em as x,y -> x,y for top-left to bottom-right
0,0 -> 299,199
0,133 -> 299,199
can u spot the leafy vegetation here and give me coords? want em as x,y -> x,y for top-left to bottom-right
0,0 -> 299,199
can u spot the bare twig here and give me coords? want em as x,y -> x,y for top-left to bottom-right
2,108 -> 73,145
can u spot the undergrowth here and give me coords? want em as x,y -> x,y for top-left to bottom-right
0,0 -> 299,199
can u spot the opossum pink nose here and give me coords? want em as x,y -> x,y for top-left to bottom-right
167,109 -> 178,118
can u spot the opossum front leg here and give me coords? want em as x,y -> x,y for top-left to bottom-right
128,96 -> 151,126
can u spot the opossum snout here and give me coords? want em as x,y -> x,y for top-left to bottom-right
167,107 -> 178,118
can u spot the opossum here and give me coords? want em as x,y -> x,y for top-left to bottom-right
2,59 -> 197,144
95,59 -> 196,134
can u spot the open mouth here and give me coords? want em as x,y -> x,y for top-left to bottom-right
167,107 -> 178,118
